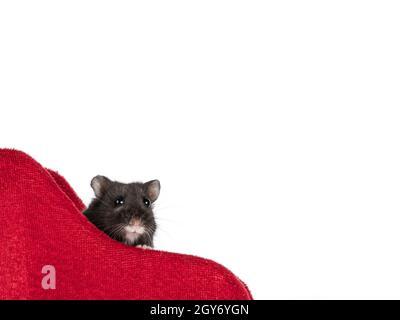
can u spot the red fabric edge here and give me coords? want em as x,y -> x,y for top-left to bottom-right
0,148 -> 253,300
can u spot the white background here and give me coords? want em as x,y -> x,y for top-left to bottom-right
1,1 -> 400,299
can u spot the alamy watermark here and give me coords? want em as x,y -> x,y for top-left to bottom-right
41,265 -> 56,290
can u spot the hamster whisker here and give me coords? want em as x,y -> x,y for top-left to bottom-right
102,223 -> 125,233
153,205 -> 176,211
103,224 -> 125,233
143,230 -> 154,244
152,226 -> 175,240
107,225 -> 126,239
154,216 -> 179,224
145,224 -> 156,232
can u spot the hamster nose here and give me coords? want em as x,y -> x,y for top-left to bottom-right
129,218 -> 141,226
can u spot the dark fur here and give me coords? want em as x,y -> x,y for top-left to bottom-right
83,176 -> 159,247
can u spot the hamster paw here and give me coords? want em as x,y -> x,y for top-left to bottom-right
136,245 -> 152,249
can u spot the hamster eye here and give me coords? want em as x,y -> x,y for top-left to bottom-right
114,196 -> 125,206
143,198 -> 151,207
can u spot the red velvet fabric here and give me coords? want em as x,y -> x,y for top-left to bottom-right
0,149 -> 251,300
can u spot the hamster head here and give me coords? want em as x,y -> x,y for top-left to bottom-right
84,175 -> 160,247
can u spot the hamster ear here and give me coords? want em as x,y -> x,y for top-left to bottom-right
90,175 -> 111,198
144,180 -> 161,202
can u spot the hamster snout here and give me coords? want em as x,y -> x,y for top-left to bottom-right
124,219 -> 145,234
124,219 -> 146,243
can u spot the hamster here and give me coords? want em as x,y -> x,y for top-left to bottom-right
83,175 -> 160,248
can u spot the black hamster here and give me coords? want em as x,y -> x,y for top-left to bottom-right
83,175 -> 160,248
